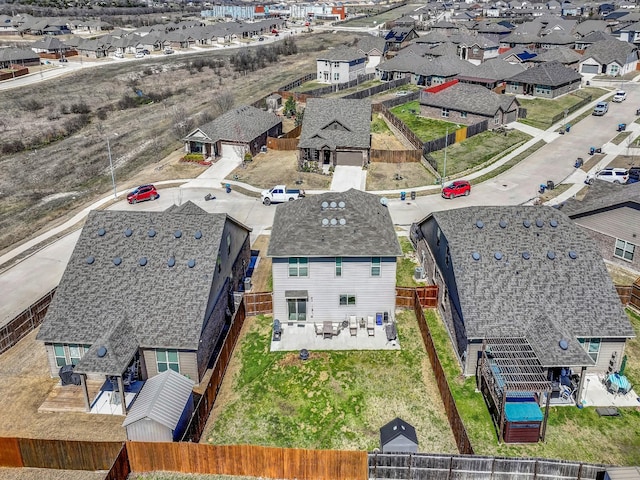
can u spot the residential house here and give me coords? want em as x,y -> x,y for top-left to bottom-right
36,202 -> 252,412
574,31 -> 616,52
559,181 -> 640,273
529,47 -> 581,69
385,27 -> 420,52
183,105 -> 282,159
268,189 -> 401,325
420,82 -> 520,126
31,36 -> 70,56
457,57 -> 526,90
316,47 -> 367,84
0,15 -> 19,35
0,47 -> 41,68
579,39 -> 639,76
449,32 -> 500,64
472,21 -> 512,43
505,60 -> 582,97
498,45 -> 538,64
499,31 -> 541,53
410,206 -> 634,402
353,35 -> 387,73
538,30 -> 575,50
430,20 -> 460,36
415,54 -> 476,86
298,98 -> 371,168
571,19 -> 609,38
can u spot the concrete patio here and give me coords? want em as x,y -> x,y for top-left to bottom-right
578,374 -> 640,408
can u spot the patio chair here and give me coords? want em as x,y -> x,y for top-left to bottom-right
560,385 -> 574,402
367,316 -> 375,336
349,316 -> 357,336
314,323 -> 323,336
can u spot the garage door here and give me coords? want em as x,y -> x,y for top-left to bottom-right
220,143 -> 245,161
581,64 -> 599,74
335,151 -> 362,166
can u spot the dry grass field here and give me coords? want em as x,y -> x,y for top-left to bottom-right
0,32 -> 365,258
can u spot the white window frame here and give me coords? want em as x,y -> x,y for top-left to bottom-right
288,257 -> 309,277
441,108 -> 449,118
578,338 -> 601,363
371,257 -> 381,276
614,239 -> 635,262
54,344 -> 67,368
335,257 -> 342,277
339,294 -> 356,306
460,111 -> 467,118
156,349 -> 180,373
53,343 -> 90,367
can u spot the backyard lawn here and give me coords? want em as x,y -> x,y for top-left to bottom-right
428,130 -> 531,178
390,101 -> 460,141
518,87 -> 608,130
366,161 -> 437,191
425,307 -> 640,465
203,311 -> 458,452
397,237 -> 422,287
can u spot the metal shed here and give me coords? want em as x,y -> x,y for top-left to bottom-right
380,417 -> 419,453
123,369 -> 195,442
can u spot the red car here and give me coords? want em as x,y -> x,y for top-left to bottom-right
441,180 -> 471,199
127,184 -> 159,204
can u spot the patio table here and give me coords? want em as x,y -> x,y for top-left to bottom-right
607,373 -> 631,394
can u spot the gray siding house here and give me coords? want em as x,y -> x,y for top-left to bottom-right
560,181 -> 640,273
411,206 -> 634,401
298,98 -> 371,168
183,105 -> 282,159
268,189 -> 401,325
579,39 -> 639,76
506,61 -> 582,98
37,202 -> 251,412
419,82 -> 520,127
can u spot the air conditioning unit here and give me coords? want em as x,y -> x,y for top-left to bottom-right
414,266 -> 424,280
244,277 -> 252,292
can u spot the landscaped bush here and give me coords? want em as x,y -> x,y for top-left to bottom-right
180,154 -> 211,166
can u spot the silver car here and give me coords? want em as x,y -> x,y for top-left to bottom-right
593,102 -> 608,115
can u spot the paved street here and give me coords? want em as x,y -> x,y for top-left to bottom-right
2,80 -> 640,326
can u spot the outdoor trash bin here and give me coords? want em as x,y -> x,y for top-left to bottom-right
400,191 -> 406,201
565,124 -> 571,132
618,123 -> 626,132
547,180 -> 555,190
574,157 -> 583,168
225,183 -> 231,193
539,184 -> 547,194
411,191 -> 416,200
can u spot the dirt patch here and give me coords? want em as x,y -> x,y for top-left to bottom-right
580,153 -> 605,172
607,263 -> 640,286
0,468 -> 106,480
249,235 -> 272,292
366,162 -> 437,191
609,155 -> 640,169
371,131 -> 408,150
227,150 -> 331,190
0,329 -> 125,441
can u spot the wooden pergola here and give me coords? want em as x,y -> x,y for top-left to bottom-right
477,338 -> 553,443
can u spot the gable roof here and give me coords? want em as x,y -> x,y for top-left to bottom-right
572,19 -> 609,37
185,105 -> 281,144
380,417 -> 418,446
581,39 -> 638,66
507,60 -> 582,86
459,57 -> 526,81
37,204 -> 250,355
558,180 -> 640,217
122,369 -> 194,429
268,189 -> 401,258
531,47 -> 582,64
0,47 -> 40,62
420,206 -> 634,367
316,46 -> 365,62
298,98 -> 371,150
421,83 -> 518,116
353,35 -> 387,55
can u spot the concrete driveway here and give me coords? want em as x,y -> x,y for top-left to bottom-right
330,166 -> 367,191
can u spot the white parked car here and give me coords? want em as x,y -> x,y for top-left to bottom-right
613,91 -> 627,102
135,51 -> 145,58
585,168 -> 629,184
114,51 -> 124,58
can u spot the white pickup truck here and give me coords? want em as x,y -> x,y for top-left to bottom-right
261,185 -> 305,205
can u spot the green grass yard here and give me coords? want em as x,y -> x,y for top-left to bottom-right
204,312 -> 457,452
390,101 -> 459,141
429,130 -> 531,178
424,308 -> 640,465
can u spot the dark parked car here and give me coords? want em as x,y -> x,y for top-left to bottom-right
628,166 -> 640,183
441,180 -> 471,199
127,184 -> 159,204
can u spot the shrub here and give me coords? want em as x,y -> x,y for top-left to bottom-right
1,140 -> 25,154
63,114 -> 91,135
181,153 -> 204,162
70,101 -> 91,114
20,99 -> 43,112
244,152 -> 253,162
117,95 -> 138,110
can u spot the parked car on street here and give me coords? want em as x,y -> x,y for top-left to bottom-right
441,180 -> 471,199
114,51 -> 124,59
163,48 -> 174,54
127,184 -> 160,204
135,51 -> 145,58
628,166 -> 640,183
613,91 -> 627,102
585,168 -> 629,185
261,185 -> 305,205
592,102 -> 608,116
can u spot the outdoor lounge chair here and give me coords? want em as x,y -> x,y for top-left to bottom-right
314,323 -> 323,336
367,316 -> 375,336
349,316 -> 357,336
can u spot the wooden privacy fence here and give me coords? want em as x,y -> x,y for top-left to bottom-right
370,149 -> 421,163
181,300 -> 246,442
342,76 -> 412,101
0,437 -> 123,471
278,72 -> 316,92
282,124 -> 302,138
104,445 -> 130,480
244,291 -> 273,315
396,286 -> 438,308
267,136 -> 299,150
368,453 -> 606,480
126,443 -> 368,480
413,291 -> 474,455
0,287 -> 56,355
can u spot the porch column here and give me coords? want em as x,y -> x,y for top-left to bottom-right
575,366 -> 587,404
80,374 -> 91,412
118,376 -> 127,415
540,390 -> 551,442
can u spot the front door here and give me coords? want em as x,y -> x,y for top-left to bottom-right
287,298 -> 307,321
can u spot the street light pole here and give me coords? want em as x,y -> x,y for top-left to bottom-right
106,136 -> 117,199
442,127 -> 448,186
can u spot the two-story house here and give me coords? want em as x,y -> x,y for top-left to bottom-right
316,47 -> 367,84
268,189 -> 402,325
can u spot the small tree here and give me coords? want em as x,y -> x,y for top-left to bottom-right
294,108 -> 304,127
283,96 -> 297,117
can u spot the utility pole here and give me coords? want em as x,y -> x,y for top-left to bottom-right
442,127 -> 448,186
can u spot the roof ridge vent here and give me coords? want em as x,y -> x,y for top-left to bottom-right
536,219 -> 544,228
339,218 -> 346,225
338,201 -> 346,208
476,220 -> 484,229
330,218 -> 338,226
322,218 -> 329,226
321,201 -> 329,210
499,219 -> 507,229
330,201 -> 337,208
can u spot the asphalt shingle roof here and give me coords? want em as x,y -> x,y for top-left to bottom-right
421,82 -> 518,116
425,206 -> 633,365
459,58 -> 526,81
507,60 -> 582,86
298,98 -> 371,150
268,189 -> 401,258
188,105 -> 281,144
531,47 -> 582,64
559,180 -> 640,217
37,204 -> 249,357
581,39 -> 638,66
316,46 -> 365,62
